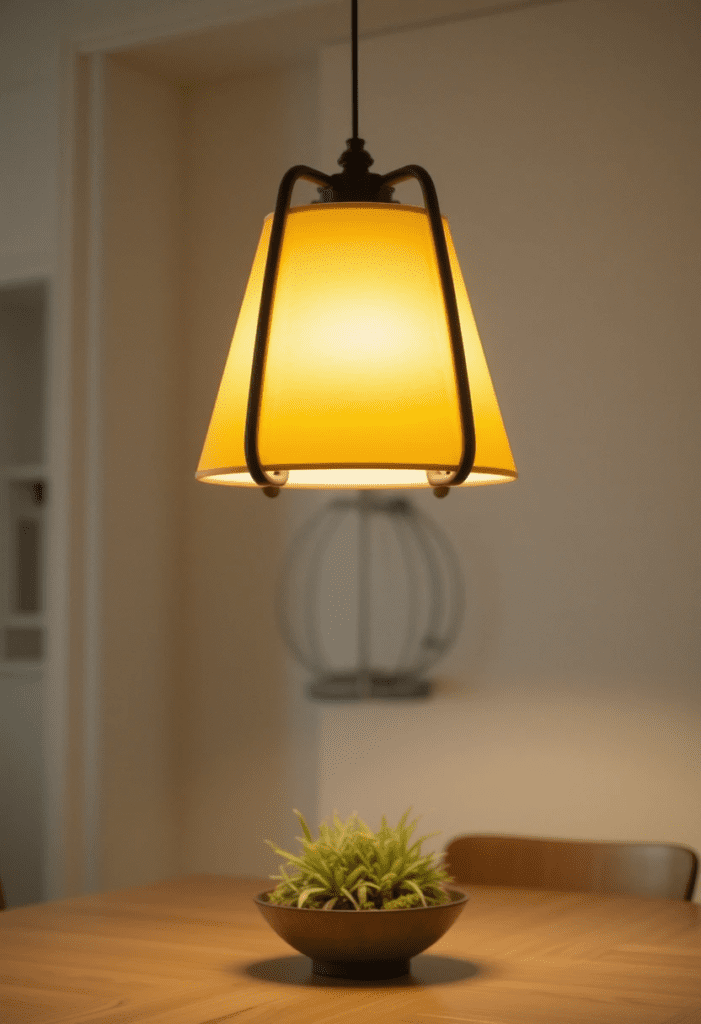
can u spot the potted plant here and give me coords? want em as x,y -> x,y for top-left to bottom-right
255,808 -> 468,979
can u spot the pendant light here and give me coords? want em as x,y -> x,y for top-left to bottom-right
197,0 -> 517,498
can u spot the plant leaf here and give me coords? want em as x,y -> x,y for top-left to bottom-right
297,886 -> 325,908
293,809 -> 314,843
340,886 -> 359,910
345,864 -> 365,890
402,879 -> 427,907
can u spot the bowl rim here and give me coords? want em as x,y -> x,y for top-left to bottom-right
254,886 -> 469,912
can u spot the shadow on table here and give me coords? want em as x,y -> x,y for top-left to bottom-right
241,954 -> 490,988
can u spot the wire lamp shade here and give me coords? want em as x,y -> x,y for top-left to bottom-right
197,1 -> 517,497
278,491 -> 464,700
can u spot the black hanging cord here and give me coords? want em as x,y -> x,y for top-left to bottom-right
351,0 -> 359,139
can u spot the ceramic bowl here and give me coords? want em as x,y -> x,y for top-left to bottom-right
254,888 -> 469,979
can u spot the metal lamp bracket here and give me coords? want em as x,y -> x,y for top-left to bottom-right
244,146 -> 476,498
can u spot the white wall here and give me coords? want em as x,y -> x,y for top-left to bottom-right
0,0 -> 325,275
315,0 -> 701,877
1,0 -> 699,902
0,80 -> 57,279
0,679 -> 44,905
0,287 -> 46,906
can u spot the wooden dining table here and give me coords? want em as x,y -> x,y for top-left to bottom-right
1,873 -> 699,1023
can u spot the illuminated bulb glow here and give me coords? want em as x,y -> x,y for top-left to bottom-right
197,203 -> 516,489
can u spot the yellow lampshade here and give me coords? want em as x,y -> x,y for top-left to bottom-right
196,202 -> 516,489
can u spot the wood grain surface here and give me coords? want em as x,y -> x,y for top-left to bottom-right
1,874 -> 699,1023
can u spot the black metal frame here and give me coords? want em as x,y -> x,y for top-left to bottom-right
243,164 -> 331,494
243,154 -> 477,497
382,163 -> 476,489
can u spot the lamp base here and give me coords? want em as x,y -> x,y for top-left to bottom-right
308,673 -> 432,701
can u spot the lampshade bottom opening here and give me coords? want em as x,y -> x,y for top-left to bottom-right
196,467 -> 517,489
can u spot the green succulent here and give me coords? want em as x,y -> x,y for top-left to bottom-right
263,808 -> 454,910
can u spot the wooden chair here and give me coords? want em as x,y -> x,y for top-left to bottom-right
444,835 -> 698,900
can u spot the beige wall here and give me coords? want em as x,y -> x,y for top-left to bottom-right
179,62 -> 319,877
98,58 -> 185,887
315,0 -> 701,878
95,57 -> 321,887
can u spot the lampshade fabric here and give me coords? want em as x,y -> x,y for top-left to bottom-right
196,202 -> 516,488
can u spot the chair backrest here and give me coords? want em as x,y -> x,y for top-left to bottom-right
444,834 -> 698,900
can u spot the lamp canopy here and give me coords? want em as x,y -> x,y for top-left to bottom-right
197,2 -> 516,497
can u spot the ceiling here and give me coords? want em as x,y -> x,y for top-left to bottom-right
118,0 -> 562,81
